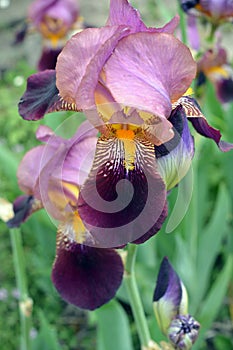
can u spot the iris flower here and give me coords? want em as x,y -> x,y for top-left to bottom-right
153,257 -> 200,350
23,0 -> 82,71
180,0 -> 233,24
18,0 -> 233,249
7,122 -> 125,310
197,47 -> 233,103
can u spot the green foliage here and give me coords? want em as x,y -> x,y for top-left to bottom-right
95,300 -> 133,350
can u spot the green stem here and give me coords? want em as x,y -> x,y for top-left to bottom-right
124,244 -> 151,348
10,228 -> 32,350
177,0 -> 187,45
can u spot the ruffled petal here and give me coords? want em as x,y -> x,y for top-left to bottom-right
56,26 -> 130,110
155,105 -> 194,190
51,230 -> 123,310
106,0 -> 147,31
179,96 -> 233,152
106,0 -> 179,34
18,70 -> 61,120
78,134 -> 166,248
104,32 -> 196,119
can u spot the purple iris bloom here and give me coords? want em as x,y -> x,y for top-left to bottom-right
18,0 -> 233,249
28,0 -> 81,70
153,257 -> 200,350
7,122 -> 124,310
181,0 -> 233,23
197,47 -> 233,103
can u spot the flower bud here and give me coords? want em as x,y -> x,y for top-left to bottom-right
168,314 -> 200,350
153,257 -> 188,335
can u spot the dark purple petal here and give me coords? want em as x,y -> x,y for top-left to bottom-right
216,78 -> 233,103
153,257 -> 182,304
13,21 -> 28,44
153,257 -> 188,335
132,203 -> 168,244
51,231 -> 123,310
78,134 -> 166,248
7,195 -> 42,227
180,96 -> 233,152
181,0 -> 199,13
18,70 -> 60,120
38,48 -> 62,71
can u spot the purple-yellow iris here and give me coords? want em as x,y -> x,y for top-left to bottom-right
197,47 -> 233,103
181,0 -> 233,23
18,0 -> 233,249
28,0 -> 82,70
7,122 -> 125,310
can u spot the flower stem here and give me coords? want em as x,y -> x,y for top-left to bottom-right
177,0 -> 187,45
124,244 -> 151,348
10,228 -> 32,350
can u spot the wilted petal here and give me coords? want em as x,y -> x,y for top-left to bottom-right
153,257 -> 188,335
104,32 -> 196,119
78,134 -> 166,248
56,26 -> 130,110
18,70 -> 61,120
179,96 -> 233,152
52,230 -> 123,310
7,195 -> 42,228
155,105 -> 194,190
168,315 -> 200,350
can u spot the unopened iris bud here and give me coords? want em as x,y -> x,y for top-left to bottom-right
168,315 -> 200,350
153,257 -> 200,349
153,257 -> 188,335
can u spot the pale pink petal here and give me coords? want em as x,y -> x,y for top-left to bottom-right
106,0 -> 147,32
56,26 -> 129,110
104,32 -> 196,118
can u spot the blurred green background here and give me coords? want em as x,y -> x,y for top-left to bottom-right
0,1 -> 233,349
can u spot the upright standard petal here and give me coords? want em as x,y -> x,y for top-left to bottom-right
56,26 -> 130,110
77,131 -> 166,248
106,0 -> 147,32
104,32 -> 197,120
52,229 -> 124,310
106,0 -> 179,34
